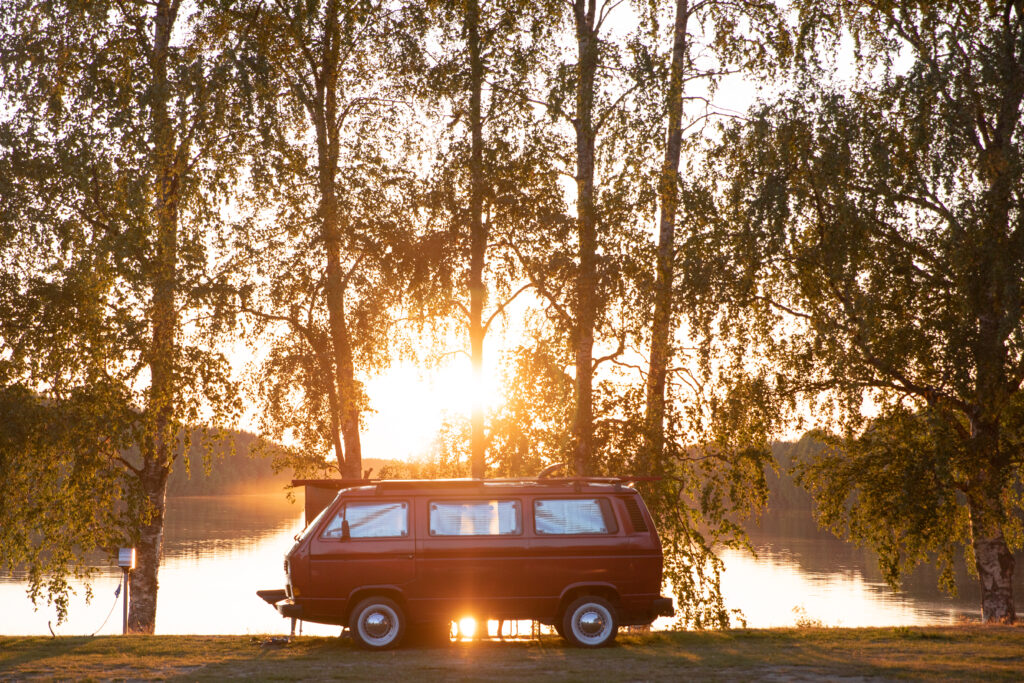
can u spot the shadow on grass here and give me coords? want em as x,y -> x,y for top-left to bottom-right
0,636 -> 97,671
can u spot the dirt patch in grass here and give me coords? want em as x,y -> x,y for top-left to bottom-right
1,627 -> 1022,681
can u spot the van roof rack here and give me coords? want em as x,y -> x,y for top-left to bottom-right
290,476 -> 660,491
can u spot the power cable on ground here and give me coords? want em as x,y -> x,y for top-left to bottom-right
89,577 -> 123,636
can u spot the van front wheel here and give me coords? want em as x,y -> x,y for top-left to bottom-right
562,596 -> 617,648
351,597 -> 406,650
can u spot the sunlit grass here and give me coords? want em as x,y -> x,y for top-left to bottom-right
2,628 -> 1023,680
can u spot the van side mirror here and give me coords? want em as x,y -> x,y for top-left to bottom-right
341,519 -> 350,540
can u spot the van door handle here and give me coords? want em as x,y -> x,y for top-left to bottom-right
403,553 -> 414,559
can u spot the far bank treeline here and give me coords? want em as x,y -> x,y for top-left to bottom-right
164,429 -> 818,506
2,1 -> 1023,630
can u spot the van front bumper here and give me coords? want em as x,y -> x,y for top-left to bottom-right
257,588 -> 305,619
275,599 -> 304,619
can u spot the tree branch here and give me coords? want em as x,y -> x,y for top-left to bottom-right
503,239 -> 574,327
592,334 -> 625,370
116,454 -> 144,476
483,282 -> 533,334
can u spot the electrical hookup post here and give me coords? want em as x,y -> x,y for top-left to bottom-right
118,548 -> 135,634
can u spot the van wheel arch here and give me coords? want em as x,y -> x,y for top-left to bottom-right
557,584 -> 621,619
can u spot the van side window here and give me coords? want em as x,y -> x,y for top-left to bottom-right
321,502 -> 408,539
429,500 -> 521,536
534,498 -> 618,535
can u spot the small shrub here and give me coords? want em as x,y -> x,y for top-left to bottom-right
791,605 -> 825,628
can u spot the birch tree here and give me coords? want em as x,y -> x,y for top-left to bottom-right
226,0 -> 426,480
711,0 -> 1024,623
0,0 -> 248,631
420,0 -> 561,477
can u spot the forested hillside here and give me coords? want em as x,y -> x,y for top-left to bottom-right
164,430 -> 290,497
766,438 -> 820,512
165,434 -> 413,496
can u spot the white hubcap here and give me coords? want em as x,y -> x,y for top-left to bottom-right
572,603 -> 612,644
359,605 -> 399,646
577,609 -> 606,636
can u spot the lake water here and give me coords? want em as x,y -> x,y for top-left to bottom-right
1,493 -> 1019,636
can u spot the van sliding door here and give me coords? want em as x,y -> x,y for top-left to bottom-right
414,499 -> 531,621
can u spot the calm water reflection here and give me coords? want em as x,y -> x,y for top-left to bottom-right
1,495 -> 1019,635
0,494 -> 338,636
718,510 -> 1021,627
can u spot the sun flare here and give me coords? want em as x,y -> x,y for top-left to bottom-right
360,358 -> 504,462
457,617 -> 477,639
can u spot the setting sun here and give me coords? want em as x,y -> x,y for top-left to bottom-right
360,356 -> 506,462
457,617 -> 477,640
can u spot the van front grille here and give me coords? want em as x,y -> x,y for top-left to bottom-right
624,497 -> 648,533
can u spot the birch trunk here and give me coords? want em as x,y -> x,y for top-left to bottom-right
317,0 -> 362,480
967,419 -> 1015,622
129,0 -> 178,633
969,496 -> 1016,623
572,0 -> 598,477
467,0 -> 487,478
966,417 -> 1015,622
644,0 -> 690,469
128,464 -> 170,632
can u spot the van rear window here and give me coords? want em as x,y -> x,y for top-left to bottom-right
322,502 -> 408,539
534,498 -> 618,535
429,500 -> 521,536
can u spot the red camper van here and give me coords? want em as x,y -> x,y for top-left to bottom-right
259,478 -> 674,649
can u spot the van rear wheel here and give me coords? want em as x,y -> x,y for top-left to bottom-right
562,596 -> 617,648
351,597 -> 406,649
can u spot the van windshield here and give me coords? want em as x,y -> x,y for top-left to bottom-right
295,503 -> 332,544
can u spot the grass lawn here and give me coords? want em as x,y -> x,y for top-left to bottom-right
1,627 -> 1023,681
